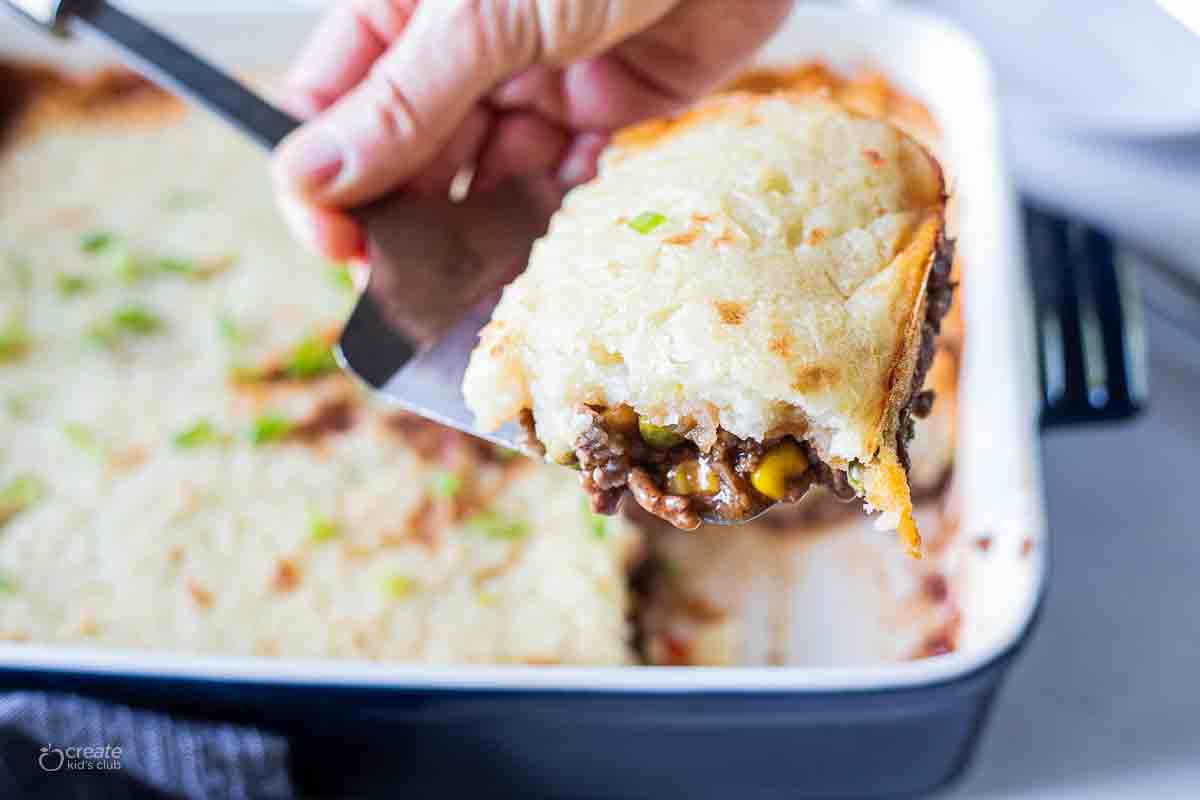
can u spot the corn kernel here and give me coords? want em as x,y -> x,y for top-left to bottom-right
666,467 -> 694,495
750,440 -> 809,500
604,404 -> 638,432
667,460 -> 719,496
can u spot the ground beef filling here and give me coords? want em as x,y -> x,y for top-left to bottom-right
571,234 -> 956,531
897,231 -> 957,471
571,406 -> 854,530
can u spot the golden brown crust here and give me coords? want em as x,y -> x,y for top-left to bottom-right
613,85 -> 924,159
612,99 -> 737,154
0,61 -> 178,149
725,63 -> 959,557
725,63 -> 941,144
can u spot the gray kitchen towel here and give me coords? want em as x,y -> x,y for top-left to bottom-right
0,691 -> 293,799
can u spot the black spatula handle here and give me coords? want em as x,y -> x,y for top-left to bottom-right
51,0 -> 300,150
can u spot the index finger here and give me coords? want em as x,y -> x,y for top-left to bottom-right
281,0 -> 418,118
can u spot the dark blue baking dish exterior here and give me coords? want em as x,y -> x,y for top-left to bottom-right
0,647 -> 1021,799
0,208 -> 1139,799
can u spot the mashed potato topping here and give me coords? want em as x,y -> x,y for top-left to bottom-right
463,93 -> 949,553
0,66 -> 638,664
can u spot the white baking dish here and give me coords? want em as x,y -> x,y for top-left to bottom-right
0,5 -> 1050,796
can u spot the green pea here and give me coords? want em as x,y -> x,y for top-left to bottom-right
638,419 -> 685,449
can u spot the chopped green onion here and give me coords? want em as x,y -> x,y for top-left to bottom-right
248,413 -> 293,446
55,273 -> 94,297
94,306 -> 163,340
4,254 -> 32,292
430,470 -> 462,500
3,397 -> 27,418
629,211 -> 667,234
152,255 -> 235,281
282,334 -> 338,379
0,474 -> 44,525
465,510 -> 529,541
382,573 -> 418,599
152,257 -> 195,275
307,508 -> 341,542
588,515 -> 608,539
172,419 -> 220,449
327,263 -> 355,293
78,226 -> 230,282
63,423 -> 102,455
0,323 -> 30,363
229,332 -> 338,384
108,246 -> 230,284
216,314 -> 242,346
111,249 -> 149,284
0,475 -> 43,505
5,390 -> 36,419
116,307 -> 163,334
581,498 -> 609,539
80,231 -> 116,254
0,575 -> 17,595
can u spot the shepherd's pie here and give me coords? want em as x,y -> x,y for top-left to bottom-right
463,93 -> 953,556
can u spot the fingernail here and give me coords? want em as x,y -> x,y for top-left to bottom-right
276,192 -> 322,254
557,134 -> 607,188
278,126 -> 343,196
557,152 -> 594,188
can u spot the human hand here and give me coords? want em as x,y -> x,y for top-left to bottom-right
272,0 -> 794,261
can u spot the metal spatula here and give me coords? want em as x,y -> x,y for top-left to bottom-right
5,0 -> 559,452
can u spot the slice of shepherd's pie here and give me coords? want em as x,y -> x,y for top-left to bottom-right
462,92 -> 953,556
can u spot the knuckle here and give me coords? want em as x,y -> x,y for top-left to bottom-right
344,0 -> 417,38
454,0 -> 544,68
362,63 -> 426,143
